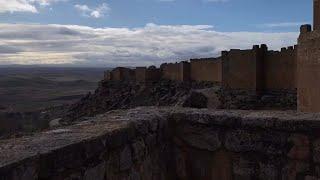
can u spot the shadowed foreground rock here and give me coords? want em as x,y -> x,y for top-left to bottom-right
65,80 -> 215,123
1,107 -> 320,179
182,91 -> 208,108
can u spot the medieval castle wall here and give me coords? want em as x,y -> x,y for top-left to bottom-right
135,66 -> 161,82
190,57 -> 222,83
160,61 -> 191,81
219,45 -> 297,110
221,45 -> 266,91
297,24 -> 320,112
106,67 -> 135,81
295,0 -> 320,112
160,62 -> 180,81
104,45 -> 297,94
264,46 -> 297,91
220,44 -> 297,93
104,71 -> 112,81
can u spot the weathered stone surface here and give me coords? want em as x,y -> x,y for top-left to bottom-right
129,168 -> 141,180
140,156 -> 153,180
313,138 -> 320,163
225,130 -> 287,154
211,150 -> 233,180
298,27 -> 320,112
174,147 -> 188,179
176,123 -> 221,151
49,118 -> 62,128
145,133 -> 157,151
2,107 -> 320,179
182,91 -> 208,108
120,146 -> 133,171
287,134 -> 310,161
219,89 -> 297,110
305,176 -> 320,180
281,161 -> 310,180
106,150 -> 120,175
65,81 -> 216,122
131,139 -> 146,162
225,130 -> 261,152
232,155 -> 257,180
259,162 -> 279,180
196,87 -> 222,109
11,163 -> 38,180
84,162 -> 105,180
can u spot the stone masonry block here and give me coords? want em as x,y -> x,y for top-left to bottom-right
287,134 -> 310,161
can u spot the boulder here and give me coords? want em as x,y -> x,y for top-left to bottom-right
182,91 -> 208,109
49,118 -> 62,128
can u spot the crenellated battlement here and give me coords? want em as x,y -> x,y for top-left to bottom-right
104,44 -> 297,94
297,26 -> 320,111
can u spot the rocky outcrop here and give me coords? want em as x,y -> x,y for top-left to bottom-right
0,111 -> 47,138
1,107 -> 320,180
0,105 -> 67,139
219,89 -> 297,110
182,91 -> 208,108
64,80 -> 297,125
64,80 -> 215,123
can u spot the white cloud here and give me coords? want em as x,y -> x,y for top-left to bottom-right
0,23 -> 298,67
0,0 -> 67,13
75,3 -> 110,18
0,0 -> 37,13
29,0 -> 66,6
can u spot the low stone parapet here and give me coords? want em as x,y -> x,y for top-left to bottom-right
1,107 -> 320,179
0,108 -> 174,180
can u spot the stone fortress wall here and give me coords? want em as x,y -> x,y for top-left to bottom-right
298,25 -> 320,112
264,46 -> 297,91
104,67 -> 135,81
135,66 -> 161,82
293,0 -> 320,113
222,44 -> 298,92
190,57 -> 222,83
105,44 -> 297,92
159,62 -> 181,81
221,45 -> 266,91
296,0 -> 320,112
160,61 -> 191,81
104,44 -> 298,111
104,43 -> 298,110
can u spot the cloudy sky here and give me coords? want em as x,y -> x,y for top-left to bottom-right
0,0 -> 312,67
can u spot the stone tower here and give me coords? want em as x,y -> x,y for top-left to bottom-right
315,0 -> 320,30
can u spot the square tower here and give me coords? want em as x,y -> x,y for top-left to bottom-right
221,45 -> 266,92
315,0 -> 320,30
297,24 -> 320,112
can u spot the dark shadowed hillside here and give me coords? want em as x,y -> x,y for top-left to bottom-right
64,80 -> 216,122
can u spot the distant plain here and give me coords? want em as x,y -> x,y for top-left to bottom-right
0,67 -> 106,112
